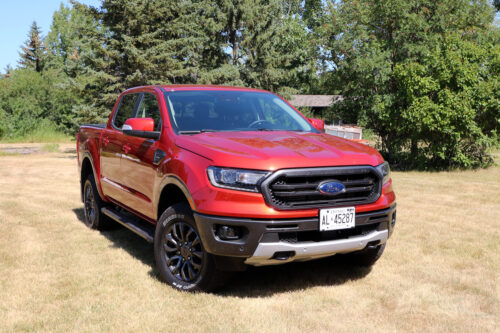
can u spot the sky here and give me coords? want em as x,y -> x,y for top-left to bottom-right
0,0 -> 101,71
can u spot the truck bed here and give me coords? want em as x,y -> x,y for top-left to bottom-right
80,124 -> 106,129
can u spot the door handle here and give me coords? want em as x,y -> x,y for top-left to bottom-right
122,144 -> 131,154
103,137 -> 110,146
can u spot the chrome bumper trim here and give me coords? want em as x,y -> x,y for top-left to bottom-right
244,230 -> 388,266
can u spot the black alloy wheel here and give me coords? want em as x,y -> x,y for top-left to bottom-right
84,181 -> 97,227
163,222 -> 203,282
154,203 -> 228,292
82,174 -> 112,230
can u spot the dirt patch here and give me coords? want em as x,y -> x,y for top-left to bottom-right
0,146 -> 41,155
0,142 -> 74,155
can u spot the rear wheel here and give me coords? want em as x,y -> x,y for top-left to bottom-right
154,203 -> 227,292
83,174 -> 112,230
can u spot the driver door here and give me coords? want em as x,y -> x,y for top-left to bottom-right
119,92 -> 163,219
100,93 -> 140,203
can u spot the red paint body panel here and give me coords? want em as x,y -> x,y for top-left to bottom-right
308,118 -> 325,131
174,131 -> 384,170
77,85 -> 396,224
124,118 -> 154,131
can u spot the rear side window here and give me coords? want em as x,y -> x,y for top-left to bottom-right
136,93 -> 162,131
114,94 -> 139,129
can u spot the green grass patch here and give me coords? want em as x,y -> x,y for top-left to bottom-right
41,143 -> 60,153
0,150 -> 20,156
0,121 -> 72,143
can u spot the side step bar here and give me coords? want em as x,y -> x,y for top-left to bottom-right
101,207 -> 155,243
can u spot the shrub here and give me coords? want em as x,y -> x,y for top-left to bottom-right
0,69 -> 76,141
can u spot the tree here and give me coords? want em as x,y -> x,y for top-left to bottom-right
321,0 -> 498,169
303,0 -> 323,29
493,0 -> 500,11
45,3 -> 96,78
43,2 -> 109,130
71,0 -> 318,122
91,0 -> 214,87
70,0 -> 218,117
18,21 -> 46,72
2,65 -> 12,78
210,0 -> 318,94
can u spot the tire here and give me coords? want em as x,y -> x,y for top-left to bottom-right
82,174 -> 112,230
344,243 -> 386,267
154,203 -> 227,292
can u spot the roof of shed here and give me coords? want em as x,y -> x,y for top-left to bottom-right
289,95 -> 343,107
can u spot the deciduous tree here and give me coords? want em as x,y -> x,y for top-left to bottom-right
321,0 -> 499,168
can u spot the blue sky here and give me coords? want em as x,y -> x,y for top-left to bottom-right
0,0 -> 101,70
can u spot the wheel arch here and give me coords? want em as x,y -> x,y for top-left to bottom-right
80,153 -> 105,202
156,176 -> 196,221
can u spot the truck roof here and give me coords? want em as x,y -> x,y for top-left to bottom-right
123,85 -> 270,93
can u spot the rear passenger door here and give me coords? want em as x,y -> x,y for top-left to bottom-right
119,92 -> 163,219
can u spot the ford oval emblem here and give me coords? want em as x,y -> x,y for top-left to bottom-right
318,181 -> 346,196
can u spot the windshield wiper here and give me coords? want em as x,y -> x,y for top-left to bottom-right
178,129 -> 216,135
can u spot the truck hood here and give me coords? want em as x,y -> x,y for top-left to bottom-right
175,131 -> 384,170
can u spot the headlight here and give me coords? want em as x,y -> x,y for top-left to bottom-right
207,166 -> 270,192
376,161 -> 391,184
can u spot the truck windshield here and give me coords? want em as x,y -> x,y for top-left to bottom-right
163,90 -> 316,134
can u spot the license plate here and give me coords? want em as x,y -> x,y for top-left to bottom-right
319,207 -> 355,231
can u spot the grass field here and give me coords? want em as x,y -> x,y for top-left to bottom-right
0,121 -> 72,144
0,143 -> 498,332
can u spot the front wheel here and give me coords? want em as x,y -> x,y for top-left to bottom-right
343,243 -> 386,267
154,203 -> 227,292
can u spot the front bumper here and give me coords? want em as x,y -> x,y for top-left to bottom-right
193,204 -> 396,266
245,229 -> 388,266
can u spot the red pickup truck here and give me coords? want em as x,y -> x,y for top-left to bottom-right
77,85 -> 396,291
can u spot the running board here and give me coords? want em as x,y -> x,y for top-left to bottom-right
101,207 -> 155,243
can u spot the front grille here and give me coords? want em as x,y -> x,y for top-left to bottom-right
261,166 -> 381,210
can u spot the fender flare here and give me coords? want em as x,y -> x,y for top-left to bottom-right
154,174 -> 197,220
80,152 -> 106,202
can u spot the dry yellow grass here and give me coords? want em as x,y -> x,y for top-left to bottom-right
0,143 -> 499,332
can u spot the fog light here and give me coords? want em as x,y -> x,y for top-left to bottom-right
216,225 -> 241,240
391,211 -> 397,228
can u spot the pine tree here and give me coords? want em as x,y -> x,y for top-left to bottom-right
303,0 -> 323,29
493,0 -> 500,11
18,21 -> 45,72
212,0 -> 317,93
75,0 -> 220,97
3,65 -> 12,77
46,3 -> 94,77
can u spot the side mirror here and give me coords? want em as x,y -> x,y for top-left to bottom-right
308,118 -> 325,132
122,118 -> 160,140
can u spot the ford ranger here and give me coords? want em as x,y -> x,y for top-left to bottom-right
77,85 -> 396,291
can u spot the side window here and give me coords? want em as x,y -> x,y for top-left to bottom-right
114,94 -> 139,129
136,93 -> 162,131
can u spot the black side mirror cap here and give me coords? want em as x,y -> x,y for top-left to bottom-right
123,129 -> 161,140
